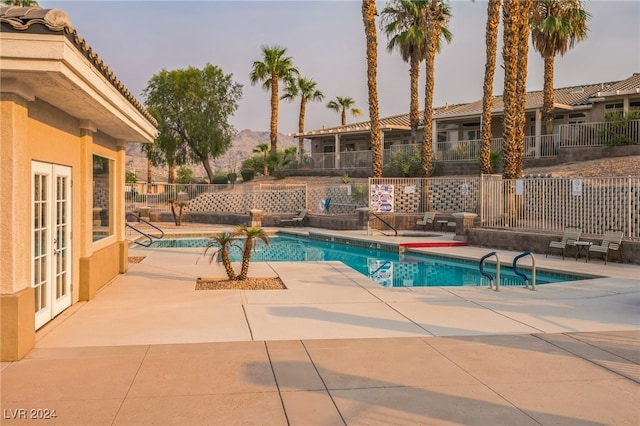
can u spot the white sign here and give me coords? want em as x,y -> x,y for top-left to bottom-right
572,179 -> 583,196
404,185 -> 416,194
515,179 -> 524,195
461,183 -> 469,196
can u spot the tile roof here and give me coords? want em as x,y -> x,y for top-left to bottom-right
593,73 -> 640,95
301,74 -> 639,136
0,6 -> 156,127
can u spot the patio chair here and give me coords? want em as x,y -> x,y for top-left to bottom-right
279,209 -> 307,227
587,230 -> 624,264
416,211 -> 436,230
546,227 -> 581,260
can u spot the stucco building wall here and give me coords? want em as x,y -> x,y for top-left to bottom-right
0,6 -> 156,360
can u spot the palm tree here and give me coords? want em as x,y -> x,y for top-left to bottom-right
204,232 -> 238,281
381,0 -> 429,145
253,143 -> 270,176
249,45 -> 299,155
326,96 -> 362,126
531,0 -> 590,135
421,0 -> 453,177
282,77 -> 324,158
514,0 -> 533,179
235,225 -> 270,281
479,0 -> 502,175
363,0 -> 383,177
1,0 -> 39,5
501,0 -> 521,179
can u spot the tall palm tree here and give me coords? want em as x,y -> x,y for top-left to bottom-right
421,0 -> 453,177
501,0 -> 521,179
531,0 -> 590,135
362,0 -> 383,177
235,225 -> 270,281
479,0 -> 502,175
326,96 -> 362,126
381,0 -> 429,145
514,0 -> 533,179
282,77 -> 324,158
250,45 -> 299,155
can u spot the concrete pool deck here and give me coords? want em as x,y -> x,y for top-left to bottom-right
2,224 -> 639,425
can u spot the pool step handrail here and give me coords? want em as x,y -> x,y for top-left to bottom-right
369,211 -> 398,237
479,251 -> 501,291
125,213 -> 165,247
512,251 -> 536,290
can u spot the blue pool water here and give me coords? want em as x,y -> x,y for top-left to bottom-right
149,235 -> 592,287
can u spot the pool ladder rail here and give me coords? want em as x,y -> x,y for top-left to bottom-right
125,213 -> 165,247
479,251 -> 537,291
479,251 -> 500,291
513,251 -> 536,290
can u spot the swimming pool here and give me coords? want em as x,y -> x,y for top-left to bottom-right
149,235 -> 594,287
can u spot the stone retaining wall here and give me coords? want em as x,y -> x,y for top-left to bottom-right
467,228 -> 639,265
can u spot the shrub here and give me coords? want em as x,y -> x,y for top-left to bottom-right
125,171 -> 137,183
601,112 -> 640,146
383,147 -> 421,177
211,174 -> 228,184
240,168 -> 255,182
176,166 -> 194,184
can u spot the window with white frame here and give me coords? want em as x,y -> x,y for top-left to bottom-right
92,155 -> 113,241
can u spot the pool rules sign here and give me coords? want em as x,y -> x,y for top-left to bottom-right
371,184 -> 394,213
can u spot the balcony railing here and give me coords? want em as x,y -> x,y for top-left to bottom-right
289,120 -> 639,171
559,119 -> 640,147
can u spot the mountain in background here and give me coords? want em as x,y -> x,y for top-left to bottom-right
126,130 -> 303,182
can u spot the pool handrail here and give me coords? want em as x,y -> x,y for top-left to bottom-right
125,213 -> 165,247
369,211 -> 398,237
513,251 -> 536,290
479,251 -> 500,291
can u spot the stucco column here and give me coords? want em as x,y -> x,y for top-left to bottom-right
78,120 -> 96,261
432,119 -> 438,156
249,209 -> 263,227
623,97 -> 630,115
380,130 -> 385,166
535,109 -> 542,157
116,140 -> 128,273
334,133 -> 340,169
1,82 -> 36,360
452,212 -> 478,242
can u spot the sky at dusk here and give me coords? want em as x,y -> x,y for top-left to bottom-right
41,0 -> 640,135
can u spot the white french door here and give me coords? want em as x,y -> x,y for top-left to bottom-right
32,162 -> 72,329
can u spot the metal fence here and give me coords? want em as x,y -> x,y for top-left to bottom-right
125,175 -> 640,239
369,176 -> 640,239
479,175 -> 640,238
559,119 -> 640,147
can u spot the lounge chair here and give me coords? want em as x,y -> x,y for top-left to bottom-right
279,209 -> 307,227
546,227 -> 581,260
587,230 -> 623,264
416,211 -> 436,230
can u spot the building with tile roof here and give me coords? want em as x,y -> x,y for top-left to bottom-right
294,74 -> 639,174
1,6 -> 157,360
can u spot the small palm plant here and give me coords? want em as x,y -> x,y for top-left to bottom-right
236,225 -> 270,280
204,232 -> 239,281
203,226 -> 270,281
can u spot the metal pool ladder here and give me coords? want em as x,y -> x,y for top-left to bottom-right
513,251 -> 537,290
479,251 -> 501,291
125,213 -> 165,247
